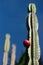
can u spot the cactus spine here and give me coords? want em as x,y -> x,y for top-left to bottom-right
28,3 -> 40,65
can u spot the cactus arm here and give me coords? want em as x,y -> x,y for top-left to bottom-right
3,34 -> 11,65
10,44 -> 16,65
4,34 -> 11,52
18,3 -> 40,65
28,13 -> 32,65
28,3 -> 40,65
35,14 -> 40,60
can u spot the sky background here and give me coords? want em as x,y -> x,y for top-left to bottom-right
0,0 -> 43,65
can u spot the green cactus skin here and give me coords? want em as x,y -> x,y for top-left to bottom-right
28,3 -> 40,65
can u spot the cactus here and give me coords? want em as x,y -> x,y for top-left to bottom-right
3,34 -> 11,65
2,3 -> 41,65
27,3 -> 40,65
10,44 -> 16,65
18,3 -> 40,65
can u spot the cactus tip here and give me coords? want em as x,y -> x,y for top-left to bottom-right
5,34 -> 11,39
28,3 -> 36,13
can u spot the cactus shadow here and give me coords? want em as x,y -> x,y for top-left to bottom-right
26,17 -> 30,40
25,17 -> 30,65
25,48 -> 30,65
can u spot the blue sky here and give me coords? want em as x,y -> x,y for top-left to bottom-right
0,0 -> 43,65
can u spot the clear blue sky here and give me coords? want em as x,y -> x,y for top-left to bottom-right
0,0 -> 43,65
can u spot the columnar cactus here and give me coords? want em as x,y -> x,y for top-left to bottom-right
10,44 -> 16,65
3,34 -> 11,65
28,3 -> 40,65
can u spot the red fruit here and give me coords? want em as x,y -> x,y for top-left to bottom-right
23,40 -> 30,48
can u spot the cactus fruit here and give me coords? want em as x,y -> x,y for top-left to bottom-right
23,40 -> 30,48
